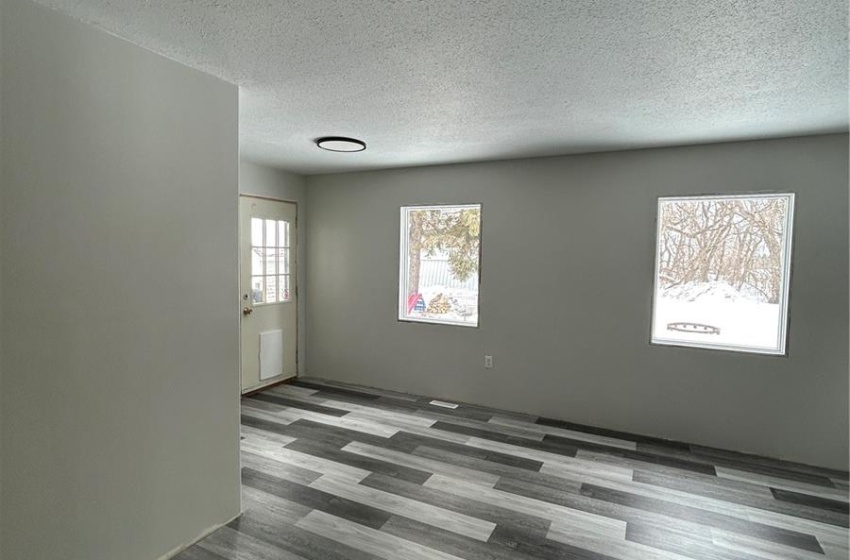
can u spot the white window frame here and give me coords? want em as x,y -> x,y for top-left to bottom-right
650,193 -> 795,355
250,217 -> 293,306
398,204 -> 482,328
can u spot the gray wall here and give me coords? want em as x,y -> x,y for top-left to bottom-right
240,160 -> 308,374
1,1 -> 241,558
0,0 -> 4,551
305,134 -> 849,470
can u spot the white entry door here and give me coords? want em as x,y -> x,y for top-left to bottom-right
240,196 -> 297,392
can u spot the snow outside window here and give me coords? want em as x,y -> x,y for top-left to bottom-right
399,204 -> 481,327
651,193 -> 795,355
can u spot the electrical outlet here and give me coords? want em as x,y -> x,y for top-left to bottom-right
484,355 -> 493,369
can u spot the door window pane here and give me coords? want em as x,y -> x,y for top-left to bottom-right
265,276 -> 277,303
279,220 -> 290,248
251,276 -> 265,304
250,217 -> 292,306
281,248 -> 289,274
251,248 -> 264,276
278,275 -> 291,302
265,253 -> 277,275
251,218 -> 263,247
265,220 -> 277,247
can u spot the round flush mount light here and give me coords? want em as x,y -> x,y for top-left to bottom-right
316,136 -> 367,152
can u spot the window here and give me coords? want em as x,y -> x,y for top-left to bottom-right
399,204 -> 481,327
651,193 -> 795,355
251,217 -> 292,304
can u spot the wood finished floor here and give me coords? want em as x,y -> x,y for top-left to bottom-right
176,379 -> 849,560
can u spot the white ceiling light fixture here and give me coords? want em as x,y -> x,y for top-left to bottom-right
316,136 -> 366,152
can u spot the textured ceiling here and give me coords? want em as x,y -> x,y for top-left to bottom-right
32,0 -> 849,174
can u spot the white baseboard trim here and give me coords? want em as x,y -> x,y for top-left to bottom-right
242,374 -> 297,395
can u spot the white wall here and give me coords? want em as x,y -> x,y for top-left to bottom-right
240,160 -> 308,374
305,134 -> 849,470
0,1 -> 241,558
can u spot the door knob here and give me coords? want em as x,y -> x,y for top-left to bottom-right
243,307 -> 253,315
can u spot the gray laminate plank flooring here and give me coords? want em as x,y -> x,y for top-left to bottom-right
177,379 -> 849,560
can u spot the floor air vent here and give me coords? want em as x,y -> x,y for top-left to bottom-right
429,400 -> 458,409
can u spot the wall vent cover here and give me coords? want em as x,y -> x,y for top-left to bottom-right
429,400 -> 458,409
